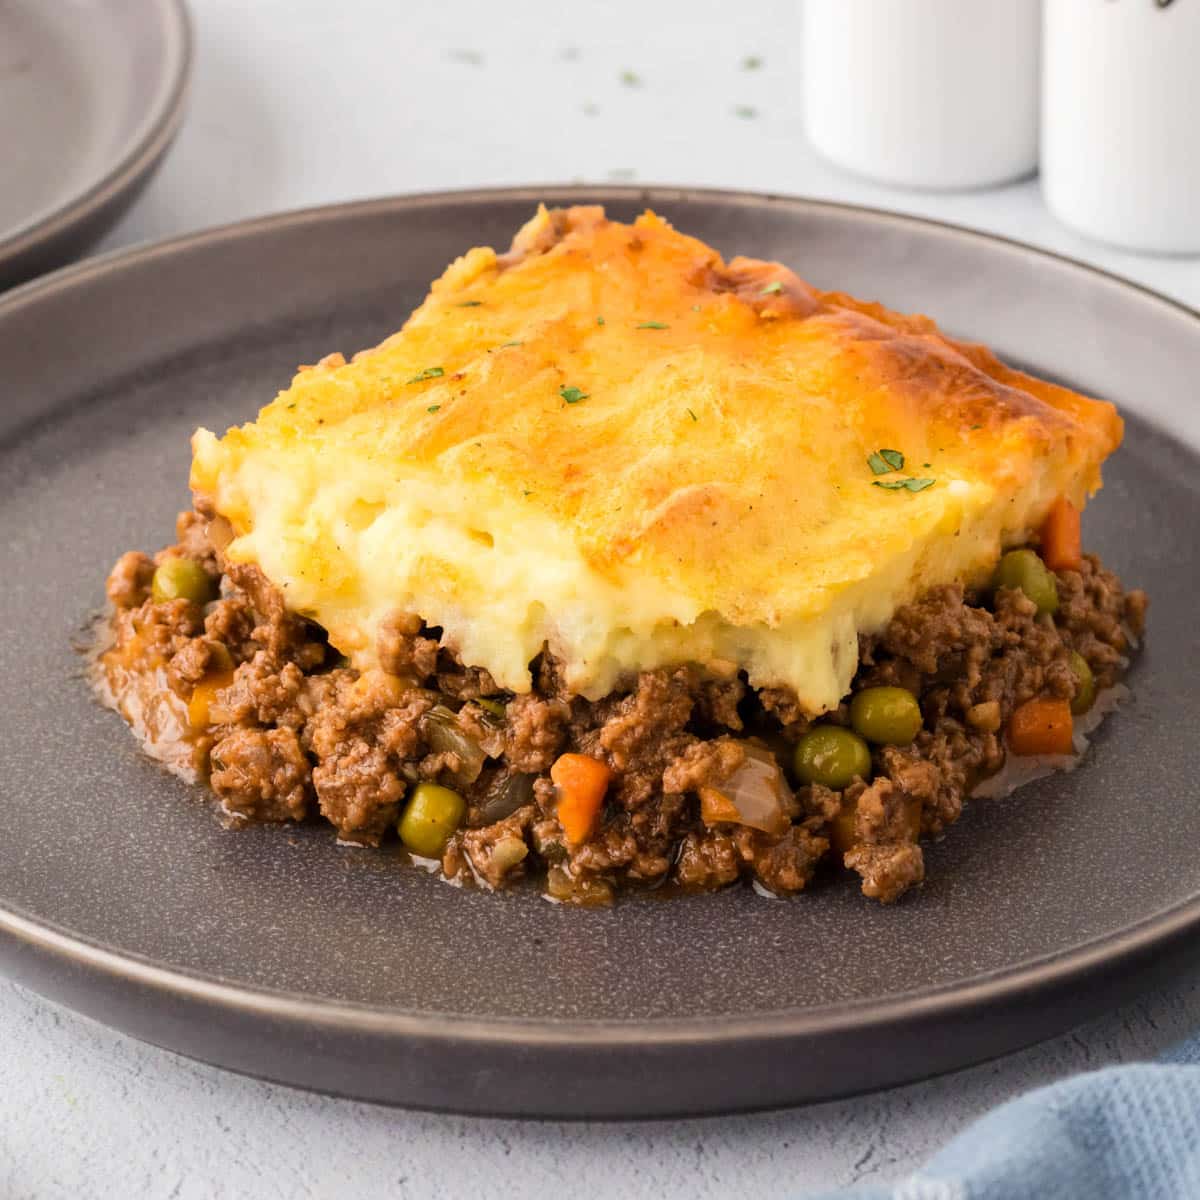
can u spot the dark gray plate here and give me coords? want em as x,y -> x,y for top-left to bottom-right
0,0 -> 191,290
1,188 -> 1198,1119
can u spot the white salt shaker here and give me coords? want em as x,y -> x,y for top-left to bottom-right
801,0 -> 1041,191
1042,0 -> 1200,253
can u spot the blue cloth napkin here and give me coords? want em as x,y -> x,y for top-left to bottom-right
820,1039 -> 1200,1199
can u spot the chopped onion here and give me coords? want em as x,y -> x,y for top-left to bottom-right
545,865 -> 614,907
423,705 -> 487,783
477,771 -> 536,824
699,744 -> 791,836
489,836 -> 529,874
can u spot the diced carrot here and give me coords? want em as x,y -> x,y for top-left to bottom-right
1040,496 -> 1082,572
1008,697 -> 1074,757
551,753 -> 612,846
699,787 -> 742,828
187,670 -> 235,729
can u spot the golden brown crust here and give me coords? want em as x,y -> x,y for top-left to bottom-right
191,206 -> 1122,707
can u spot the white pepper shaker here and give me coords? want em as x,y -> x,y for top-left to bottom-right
1042,0 -> 1200,253
801,0 -> 1042,191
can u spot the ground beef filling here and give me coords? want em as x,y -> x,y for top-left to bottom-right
97,511 -> 1146,905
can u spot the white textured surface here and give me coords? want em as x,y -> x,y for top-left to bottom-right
7,1 -> 1200,1196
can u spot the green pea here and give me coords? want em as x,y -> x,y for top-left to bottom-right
995,549 -> 1058,616
793,725 -> 872,791
151,556 -> 217,605
1068,651 -> 1096,715
398,782 -> 466,858
850,686 -> 923,745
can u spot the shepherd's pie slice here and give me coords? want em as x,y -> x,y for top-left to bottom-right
190,206 -> 1122,713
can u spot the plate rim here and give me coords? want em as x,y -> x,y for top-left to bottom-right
3,880 -> 1198,1047
2,183 -> 1198,1084
0,0 -> 193,284
4,182 -> 1196,330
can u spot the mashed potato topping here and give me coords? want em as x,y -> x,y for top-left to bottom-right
190,206 -> 1121,711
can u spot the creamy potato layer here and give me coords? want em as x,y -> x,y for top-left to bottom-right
191,206 -> 1121,712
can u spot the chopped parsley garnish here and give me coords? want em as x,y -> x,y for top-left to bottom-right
407,366 -> 444,383
869,448 -> 931,491
620,69 -> 642,86
560,385 -> 589,404
637,321 -> 669,329
874,477 -> 936,493
686,408 -> 699,422
691,304 -> 702,312
427,405 -> 441,413
742,54 -> 763,70
596,315 -> 606,326
760,281 -> 784,295
867,448 -> 905,474
969,423 -> 983,430
456,300 -> 482,307
734,105 -> 758,119
500,340 -> 523,348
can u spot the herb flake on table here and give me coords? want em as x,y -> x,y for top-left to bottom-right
619,69 -> 642,87
742,55 -> 763,70
734,105 -> 758,119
